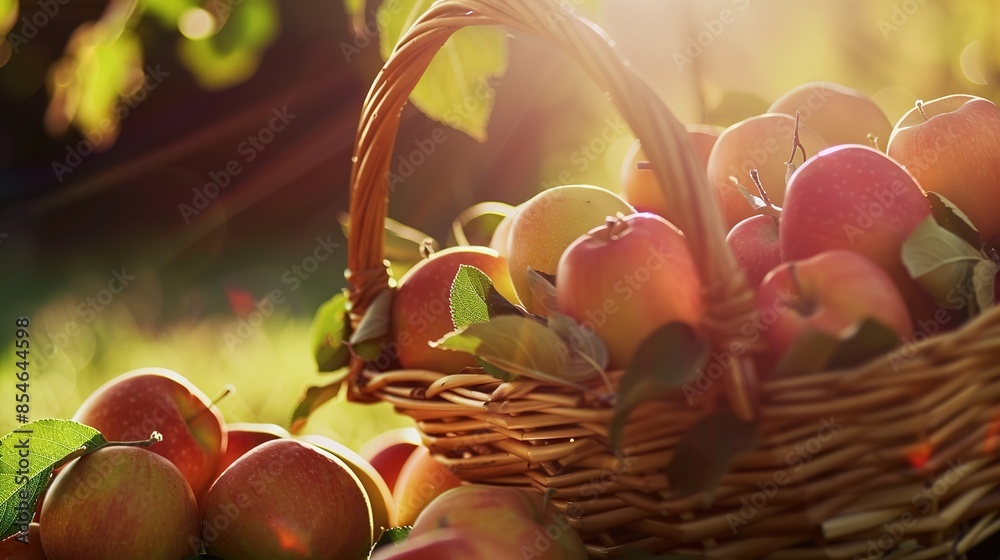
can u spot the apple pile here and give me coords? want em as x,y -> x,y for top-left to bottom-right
384,83 -> 999,385
1,368 -> 588,559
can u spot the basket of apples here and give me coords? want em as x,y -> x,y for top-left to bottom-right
337,0 -> 1000,557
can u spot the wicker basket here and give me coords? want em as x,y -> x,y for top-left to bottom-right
343,1 -> 1000,557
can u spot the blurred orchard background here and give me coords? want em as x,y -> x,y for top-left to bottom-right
0,0 -> 998,448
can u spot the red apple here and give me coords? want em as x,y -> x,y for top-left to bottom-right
40,446 -> 201,560
0,523 -> 45,560
73,368 -> 226,499
758,250 -> 914,359
216,422 -> 290,476
708,113 -> 830,229
410,485 -> 587,560
727,214 -> 781,289
887,95 -> 1000,241
391,246 -> 517,373
297,434 -> 397,536
619,124 -> 721,223
556,212 -> 702,368
371,528 -> 540,560
769,82 -> 893,149
360,427 -> 422,492
202,439 -> 372,560
780,144 -> 932,313
393,446 -> 462,527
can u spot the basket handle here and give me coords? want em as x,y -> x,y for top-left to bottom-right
345,0 -> 762,418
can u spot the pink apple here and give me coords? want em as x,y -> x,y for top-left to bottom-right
360,427 -> 422,492
726,214 -> 781,288
556,212 -> 702,369
758,250 -> 914,359
73,368 -> 226,499
780,144 -> 932,314
215,422 -> 290,477
887,95 -> 1000,241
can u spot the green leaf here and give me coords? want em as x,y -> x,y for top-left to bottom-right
927,192 -> 983,249
665,411 -> 759,501
903,215 -> 985,308
372,526 -> 412,552
377,0 -> 507,141
289,370 -> 349,435
349,289 -> 393,362
311,291 -> 351,372
0,420 -> 107,539
433,316 -> 574,385
548,313 -> 608,381
450,265 -> 492,330
772,318 -> 900,377
526,268 -> 558,315
610,323 -> 708,450
177,0 -> 278,90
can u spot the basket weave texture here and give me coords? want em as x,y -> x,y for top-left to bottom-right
343,1 -> 1000,557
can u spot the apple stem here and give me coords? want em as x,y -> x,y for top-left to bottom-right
788,265 -> 817,316
183,385 -> 235,424
867,133 -> 881,151
419,239 -> 435,260
636,161 -> 653,171
784,111 -> 808,167
916,100 -> 928,122
51,433 -> 165,470
749,169 -> 782,219
606,213 -> 630,241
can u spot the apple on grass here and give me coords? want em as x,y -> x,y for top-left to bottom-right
297,434 -> 397,536
727,214 -> 781,289
556,212 -> 702,369
72,367 -> 226,500
215,422 -> 290,476
758,250 -> 914,360
409,485 -> 587,560
887,94 -> 1000,241
201,439 -> 372,560
391,246 -> 517,374
40,446 -> 201,560
506,185 -> 635,314
360,427 -> 422,492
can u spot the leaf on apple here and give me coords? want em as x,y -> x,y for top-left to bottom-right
450,265 -> 493,329
0,419 -> 108,539
377,0 -> 507,142
609,323 -> 708,451
289,370 -> 349,435
371,526 -> 412,552
433,316 -> 594,388
348,289 -> 394,362
547,312 -> 610,383
772,318 -> 900,378
926,192 -> 983,249
665,410 -> 759,503
902,215 -> 986,309
310,290 -> 351,373
526,268 -> 558,315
